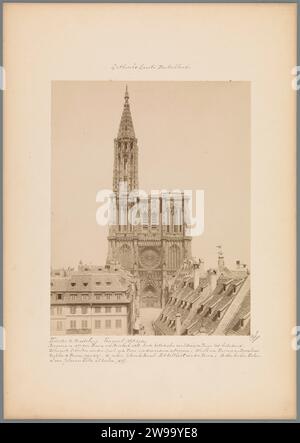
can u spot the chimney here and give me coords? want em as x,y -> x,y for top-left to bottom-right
193,262 -> 200,289
199,259 -> 205,277
208,269 -> 217,293
218,255 -> 225,272
175,313 -> 181,335
236,260 -> 240,269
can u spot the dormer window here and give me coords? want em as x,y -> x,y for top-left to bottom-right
71,282 -> 76,287
106,281 -> 112,286
96,282 -> 101,286
83,282 -> 88,287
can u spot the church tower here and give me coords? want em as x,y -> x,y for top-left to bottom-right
113,86 -> 138,194
107,86 -> 192,309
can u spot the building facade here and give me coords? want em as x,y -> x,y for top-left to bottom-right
50,261 -> 137,336
107,87 -> 192,308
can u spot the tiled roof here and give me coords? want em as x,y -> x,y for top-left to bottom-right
51,263 -> 133,293
154,259 -> 251,336
224,294 -> 251,335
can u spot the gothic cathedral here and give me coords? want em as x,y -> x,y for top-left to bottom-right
107,86 -> 192,308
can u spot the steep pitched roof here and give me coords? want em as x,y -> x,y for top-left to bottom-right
154,258 -> 251,337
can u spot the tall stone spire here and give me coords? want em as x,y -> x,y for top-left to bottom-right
117,85 -> 135,139
113,85 -> 139,194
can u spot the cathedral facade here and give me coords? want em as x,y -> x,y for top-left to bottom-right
107,87 -> 192,308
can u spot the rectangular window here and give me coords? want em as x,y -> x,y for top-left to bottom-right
56,321 -> 63,331
82,295 -> 89,301
95,320 -> 101,329
70,306 -> 76,314
57,306 -> 63,315
105,319 -> 111,329
70,320 -> 76,329
57,294 -> 62,300
116,306 -> 122,313
81,320 -> 88,329
81,306 -> 88,314
95,307 -> 101,313
116,319 -> 122,328
70,294 -> 76,301
105,307 -> 111,313
96,294 -> 101,300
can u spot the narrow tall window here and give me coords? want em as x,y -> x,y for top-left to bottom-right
95,320 -> 101,329
70,320 -> 76,329
81,320 -> 88,329
56,321 -> 63,331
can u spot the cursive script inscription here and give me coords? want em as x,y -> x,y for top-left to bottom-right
49,336 -> 261,364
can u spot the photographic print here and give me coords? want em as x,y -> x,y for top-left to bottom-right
51,81 -> 250,336
4,2 -> 296,420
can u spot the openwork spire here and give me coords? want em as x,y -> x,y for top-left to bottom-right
117,85 -> 135,138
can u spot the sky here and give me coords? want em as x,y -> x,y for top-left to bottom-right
51,81 -> 250,270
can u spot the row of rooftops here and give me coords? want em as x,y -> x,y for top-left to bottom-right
51,261 -> 135,293
154,256 -> 250,336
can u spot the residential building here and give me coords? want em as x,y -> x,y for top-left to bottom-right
50,261 -> 137,335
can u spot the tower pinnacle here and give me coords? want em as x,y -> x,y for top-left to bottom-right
125,84 -> 129,102
117,85 -> 135,138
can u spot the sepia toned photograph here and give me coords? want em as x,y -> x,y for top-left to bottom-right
51,81 -> 250,336
4,2 -> 297,421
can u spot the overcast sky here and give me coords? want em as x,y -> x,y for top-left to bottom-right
51,81 -> 250,270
